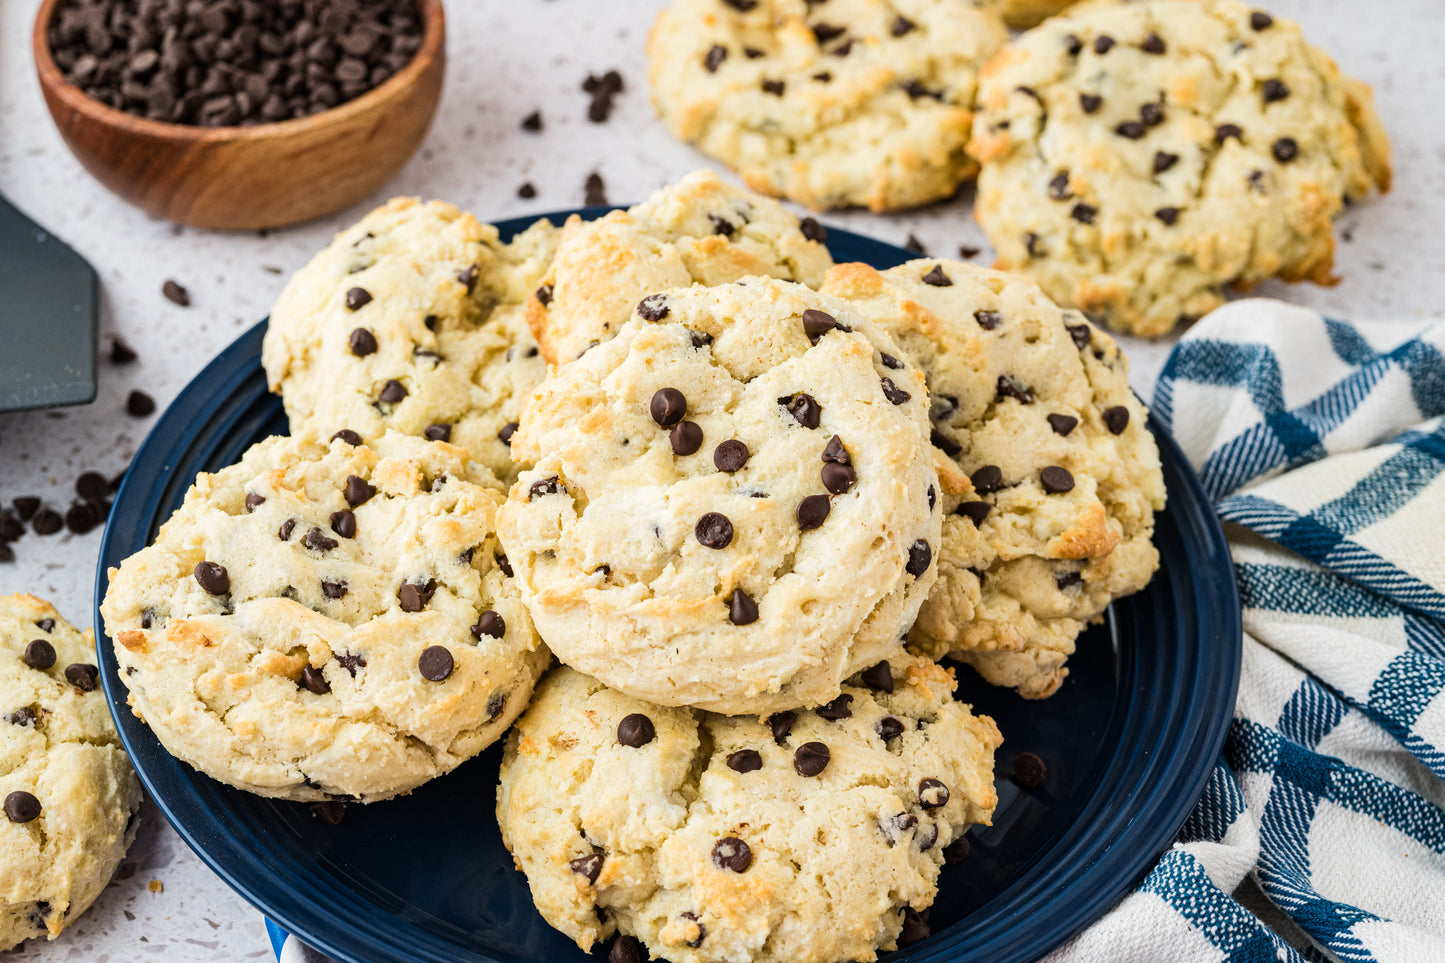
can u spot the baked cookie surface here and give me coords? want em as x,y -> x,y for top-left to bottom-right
1,595 -> 141,950
647,0 -> 1008,211
526,170 -> 833,365
822,258 -> 1164,698
499,278 -> 940,715
970,0 -> 1390,336
261,198 -> 558,484
497,660 -> 1001,963
100,432 -> 549,802
984,0 -> 1078,29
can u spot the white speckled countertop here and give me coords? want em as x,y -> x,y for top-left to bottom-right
1,0 -> 1441,959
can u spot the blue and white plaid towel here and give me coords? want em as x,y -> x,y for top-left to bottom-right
271,301 -> 1445,962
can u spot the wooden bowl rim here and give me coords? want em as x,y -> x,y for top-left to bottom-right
32,0 -> 445,145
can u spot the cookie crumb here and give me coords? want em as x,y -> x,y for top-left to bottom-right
147,880 -> 164,894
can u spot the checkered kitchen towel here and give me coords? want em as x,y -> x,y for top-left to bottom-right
270,301 -> 1445,961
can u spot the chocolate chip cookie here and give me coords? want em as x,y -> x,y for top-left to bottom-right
2,594 -> 141,950
262,197 -> 558,484
497,659 -> 1001,963
498,278 -> 940,715
100,432 -> 549,802
822,258 -> 1164,698
647,0 -> 1009,211
970,0 -> 1391,336
526,170 -> 834,364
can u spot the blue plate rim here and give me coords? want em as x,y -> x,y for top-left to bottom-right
95,209 -> 1242,963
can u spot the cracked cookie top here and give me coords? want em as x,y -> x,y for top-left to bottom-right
100,432 -> 549,802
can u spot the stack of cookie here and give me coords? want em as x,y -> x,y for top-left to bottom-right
98,166 -> 1169,961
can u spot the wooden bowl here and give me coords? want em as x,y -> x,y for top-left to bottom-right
32,0 -> 445,231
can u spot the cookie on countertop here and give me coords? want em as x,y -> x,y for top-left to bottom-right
526,170 -> 834,365
647,0 -> 1009,211
822,258 -> 1164,698
261,197 -> 558,484
969,0 -> 1390,337
100,432 -> 549,802
499,278 -> 940,715
497,659 -> 1001,963
2,594 -> 142,951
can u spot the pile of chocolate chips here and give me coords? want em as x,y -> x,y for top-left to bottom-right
47,0 -> 423,127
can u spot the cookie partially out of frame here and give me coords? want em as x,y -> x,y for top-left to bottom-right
100,432 -> 549,802
262,197 -> 558,484
497,659 -> 1001,963
970,0 -> 1390,336
525,170 -> 834,365
499,278 -> 940,715
1,594 -> 141,950
822,258 -> 1164,698
985,0 -> 1079,29
647,0 -> 1009,211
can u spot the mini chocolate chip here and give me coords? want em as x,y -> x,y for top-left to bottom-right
398,580 -> 435,612
278,518 -> 297,541
880,354 -> 905,372
517,182 -> 536,199
110,337 -> 137,364
801,308 -> 837,343
761,78 -> 784,96
1142,31 -> 1166,54
880,377 -> 911,406
793,741 -> 830,776
499,422 -> 520,445
918,777 -> 950,809
4,791 -> 40,823
472,610 -> 506,639
768,711 -> 796,744
1056,571 -> 1084,590
944,836 -> 971,863
1071,203 -> 1096,224
7,707 -> 35,726
931,429 -> 962,458
899,908 -> 930,945
305,527 -> 338,552
679,912 -> 706,947
76,472 -> 107,500
906,540 -> 932,577
345,287 -> 372,311
1262,79 -> 1289,104
781,393 -> 821,429
1025,232 -> 1044,257
903,233 -> 927,254
637,293 -> 669,321
997,374 -> 1034,404
1116,121 -> 1146,139
528,477 -> 564,500
796,494 -> 830,530
244,492 -> 266,514
424,423 -> 452,443
799,217 -> 827,243
708,213 -> 736,236
727,749 -> 762,773
65,663 -> 99,691
965,311 -> 1001,334
1048,172 -> 1072,201
713,440 -> 749,473
695,512 -> 734,549
1141,102 -> 1164,126
300,666 -> 330,694
1154,151 -> 1180,174
13,498 -> 39,522
712,836 -> 753,872
1047,413 -> 1078,436
378,379 -> 407,404
609,935 -> 643,963
125,390 -> 156,417
162,279 -> 190,306
921,264 -> 952,287
1156,207 -> 1181,225
702,43 -> 728,72
1250,10 -> 1274,29
331,429 -> 364,446
570,853 -> 604,884
816,694 -> 853,720
1093,34 -> 1115,54
821,435 -> 850,465
927,485 -> 936,510
534,284 -> 554,307
720,587 -> 759,627
1014,751 -> 1047,787
861,661 -> 893,692
344,476 -> 376,507
1102,405 -> 1131,434
1216,123 -> 1244,142
329,510 -> 356,539
650,388 -> 687,427
821,461 -> 855,495
322,580 -> 348,600
955,501 -> 991,526
891,14 -> 916,36
521,110 -> 543,131
63,502 -> 98,535
194,561 -> 229,595
495,553 -> 513,577
1080,92 -> 1102,113
971,465 -> 1003,495
418,645 -> 453,681
1065,32 -> 1083,55
1067,323 -> 1092,349
875,717 -> 904,743
666,420 -> 703,456
348,328 -> 377,356
22,639 -> 56,670
618,713 -> 655,747
812,21 -> 846,44
1040,466 -> 1075,493
1272,137 -> 1298,162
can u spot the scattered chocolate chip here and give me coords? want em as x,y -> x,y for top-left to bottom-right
1048,171 -> 1072,201
31,509 -> 62,536
1047,413 -> 1078,436
378,379 -> 407,404
109,337 -> 137,364
456,263 -> 481,293
695,512 -> 734,549
1056,571 -> 1084,590
423,423 -> 452,443
876,717 -> 905,744
650,388 -> 687,427
498,422 -> 520,445
277,518 -> 297,541
344,287 -> 372,311
1141,102 -> 1164,126
63,502 -> 97,534
22,639 -> 56,671
1155,207 -> 1181,226
821,461 -> 855,495
1040,466 -> 1075,493
304,526 -> 338,552
1262,79 -> 1289,104
704,44 -> 727,72
904,234 -> 926,254
310,800 -> 346,826
727,749 -> 762,773
0,513 -> 22,541
1024,232 -> 1044,257
242,492 -> 266,514
585,171 -> 607,205
820,435 -> 850,466
781,393 -> 821,429
1153,151 -> 1180,175
761,77 -> 784,96
880,353 -> 904,371
522,110 -> 543,132
344,475 -> 376,507
899,908 -> 930,945
668,420 -> 704,456
880,377 -> 911,406
471,610 -> 506,639
570,853 -> 604,884
1071,203 -> 1097,224
528,477 -> 565,500
618,713 -> 655,747
348,327 -> 377,357
1102,405 -> 1131,434
329,510 -> 356,539
1250,11 -> 1274,30
861,661 -> 893,692
495,552 -> 513,577
418,645 -> 453,682
793,741 -> 830,776
1141,31 -> 1166,54
193,561 -> 229,595
74,472 -> 107,501
971,465 -> 1003,495
331,429 -> 364,446
712,836 -> 752,873
918,777 -> 950,809
299,666 -> 330,695
1216,123 -> 1244,143
322,580 -> 349,600
7,707 -> 34,726
607,935 -> 643,963
398,580 -> 435,612
1272,137 -> 1298,162
801,308 -> 838,343
930,429 -> 962,458
943,835 -> 970,864
973,309 -> 1002,331
996,374 -> 1034,404
707,439 -> 750,474
1064,33 -> 1083,55
13,498 -> 40,522
337,652 -> 367,678
927,484 -> 936,510
816,694 -> 853,721
517,182 -> 537,199
1080,92 -> 1103,113
955,501 -> 991,526
921,264 -> 952,287
891,14 -> 916,36
796,494 -> 830,530
1116,120 -> 1146,140
959,244 -> 982,259
62,662 -> 98,691
1067,323 -> 1092,349
162,279 -> 190,306
906,540 -> 932,577
1013,751 -> 1047,787
812,22 -> 846,44
4,791 -> 40,824
125,390 -> 156,417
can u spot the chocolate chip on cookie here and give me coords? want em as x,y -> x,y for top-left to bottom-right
617,713 -> 656,747
713,440 -> 749,473
727,749 -> 763,773
194,561 -> 230,595
793,741 -> 830,776
695,512 -> 734,549
1040,466 -> 1075,494
417,645 -> 453,681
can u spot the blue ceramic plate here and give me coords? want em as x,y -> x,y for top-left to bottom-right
96,212 -> 1241,963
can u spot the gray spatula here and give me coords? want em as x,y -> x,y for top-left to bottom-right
0,193 -> 98,412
